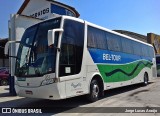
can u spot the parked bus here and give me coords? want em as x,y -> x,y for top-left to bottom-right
7,16 -> 157,102
156,55 -> 160,76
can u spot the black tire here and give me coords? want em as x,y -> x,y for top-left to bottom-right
1,79 -> 8,86
143,73 -> 149,86
87,79 -> 100,102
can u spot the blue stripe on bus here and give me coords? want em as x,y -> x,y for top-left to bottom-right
88,48 -> 152,64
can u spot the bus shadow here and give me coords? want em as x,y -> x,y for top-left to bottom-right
0,93 -> 89,114
0,82 -> 154,114
102,82 -> 153,99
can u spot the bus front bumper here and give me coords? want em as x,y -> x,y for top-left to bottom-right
15,83 -> 65,100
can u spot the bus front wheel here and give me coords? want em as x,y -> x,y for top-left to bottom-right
87,79 -> 100,102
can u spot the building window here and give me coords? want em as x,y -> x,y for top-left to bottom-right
51,4 -> 75,17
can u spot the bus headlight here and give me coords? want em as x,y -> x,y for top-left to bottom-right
41,77 -> 58,86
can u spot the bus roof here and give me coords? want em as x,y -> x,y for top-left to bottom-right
63,16 -> 153,47
36,15 -> 154,48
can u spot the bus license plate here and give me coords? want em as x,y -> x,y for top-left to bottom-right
17,78 -> 26,81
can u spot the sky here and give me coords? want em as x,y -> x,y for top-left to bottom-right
0,0 -> 160,38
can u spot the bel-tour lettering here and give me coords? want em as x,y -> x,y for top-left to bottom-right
103,53 -> 121,61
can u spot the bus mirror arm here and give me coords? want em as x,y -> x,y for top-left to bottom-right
56,47 -> 61,52
48,28 -> 63,46
49,45 -> 61,52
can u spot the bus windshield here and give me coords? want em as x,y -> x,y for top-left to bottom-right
15,18 -> 61,77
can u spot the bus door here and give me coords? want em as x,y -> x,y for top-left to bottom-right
59,19 -> 85,97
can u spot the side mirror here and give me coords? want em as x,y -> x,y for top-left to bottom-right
48,28 -> 63,46
4,41 -> 20,56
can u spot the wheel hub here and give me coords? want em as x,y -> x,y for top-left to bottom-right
92,84 -> 99,98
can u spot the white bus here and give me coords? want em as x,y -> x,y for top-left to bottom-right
8,16 -> 157,102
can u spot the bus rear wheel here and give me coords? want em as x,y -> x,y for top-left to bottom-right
87,79 -> 100,102
143,73 -> 149,86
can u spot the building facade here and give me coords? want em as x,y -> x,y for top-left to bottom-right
114,30 -> 147,43
147,33 -> 160,54
17,0 -> 80,19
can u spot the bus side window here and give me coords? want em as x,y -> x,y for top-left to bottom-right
149,47 -> 154,58
142,45 -> 148,57
87,26 -> 107,50
132,42 -> 142,56
107,33 -> 122,52
121,38 -> 133,54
